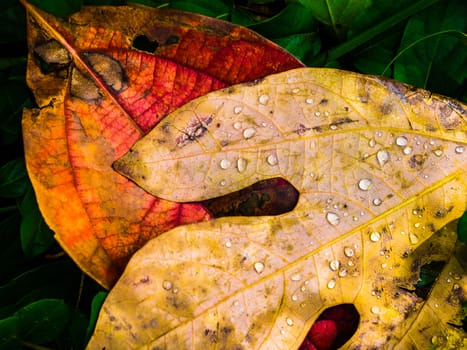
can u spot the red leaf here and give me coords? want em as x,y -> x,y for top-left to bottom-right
22,0 -> 303,288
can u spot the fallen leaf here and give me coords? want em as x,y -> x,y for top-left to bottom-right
92,68 -> 467,349
21,0 -> 303,288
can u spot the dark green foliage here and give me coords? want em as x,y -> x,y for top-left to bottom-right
0,0 -> 465,348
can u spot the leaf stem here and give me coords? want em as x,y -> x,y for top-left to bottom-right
309,0 -> 441,66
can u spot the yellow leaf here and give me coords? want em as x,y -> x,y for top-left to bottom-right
90,68 -> 467,349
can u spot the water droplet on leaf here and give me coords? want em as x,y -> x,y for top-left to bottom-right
220,159 -> 231,169
409,233 -> 419,244
395,136 -> 408,146
358,178 -> 373,191
327,279 -> 336,289
370,231 -> 381,242
372,198 -> 382,206
254,262 -> 265,274
326,212 -> 340,226
162,280 -> 173,290
344,247 -> 354,257
290,273 -> 302,281
329,260 -> 340,271
243,128 -> 256,139
267,154 -> 278,166
455,145 -> 465,154
258,94 -> 269,105
376,149 -> 389,166
234,106 -> 242,114
237,158 -> 247,172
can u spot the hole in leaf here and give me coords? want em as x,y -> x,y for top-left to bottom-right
300,304 -> 359,350
202,178 -> 299,217
414,260 -> 445,299
132,35 -> 159,53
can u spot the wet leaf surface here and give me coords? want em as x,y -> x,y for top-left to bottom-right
21,0 -> 303,288
96,68 -> 467,349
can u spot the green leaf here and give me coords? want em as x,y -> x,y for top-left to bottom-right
393,0 -> 467,97
61,309 -> 89,350
0,260 -> 81,319
0,159 -> 28,198
248,3 -> 316,38
298,0 -> 370,37
348,0 -> 414,37
19,188 -> 55,257
458,211 -> 467,243
85,291 -> 108,340
27,0 -> 83,17
0,315 -> 20,349
351,29 -> 403,76
15,299 -> 70,344
273,33 -> 321,64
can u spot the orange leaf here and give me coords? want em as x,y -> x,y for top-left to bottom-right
21,0 -> 303,288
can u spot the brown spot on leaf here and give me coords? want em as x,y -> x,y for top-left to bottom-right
84,52 -> 126,92
408,154 -> 426,169
70,68 -> 101,100
433,206 -> 454,218
380,103 -> 392,115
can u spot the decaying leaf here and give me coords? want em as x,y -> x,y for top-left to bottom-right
90,68 -> 467,349
21,0 -> 302,288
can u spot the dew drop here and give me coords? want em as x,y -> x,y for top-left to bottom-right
395,136 -> 408,146
329,260 -> 340,271
370,231 -> 381,242
290,273 -> 302,281
233,121 -> 242,130
220,180 -> 227,186
225,241 -> 232,248
371,306 -> 380,314
372,198 -> 382,206
347,260 -> 354,266
291,294 -> 299,301
358,178 -> 373,191
376,150 -> 390,166
338,268 -> 348,277
327,279 -> 336,289
305,98 -> 314,104
254,262 -> 265,274
286,318 -> 294,326
220,159 -> 231,169
237,158 -> 247,173
258,94 -> 269,105
329,124 -> 338,130
233,106 -> 242,114
368,138 -> 376,148
243,127 -> 256,139
314,111 -> 321,117
433,149 -> 443,157
381,263 -> 387,269
267,154 -> 278,166
409,233 -> 419,245
326,212 -> 340,226
292,88 -> 300,94
344,246 -> 354,257
162,280 -> 173,290
455,145 -> 465,154
403,146 -> 413,155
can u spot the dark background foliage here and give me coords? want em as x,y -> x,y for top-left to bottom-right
0,0 -> 465,348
